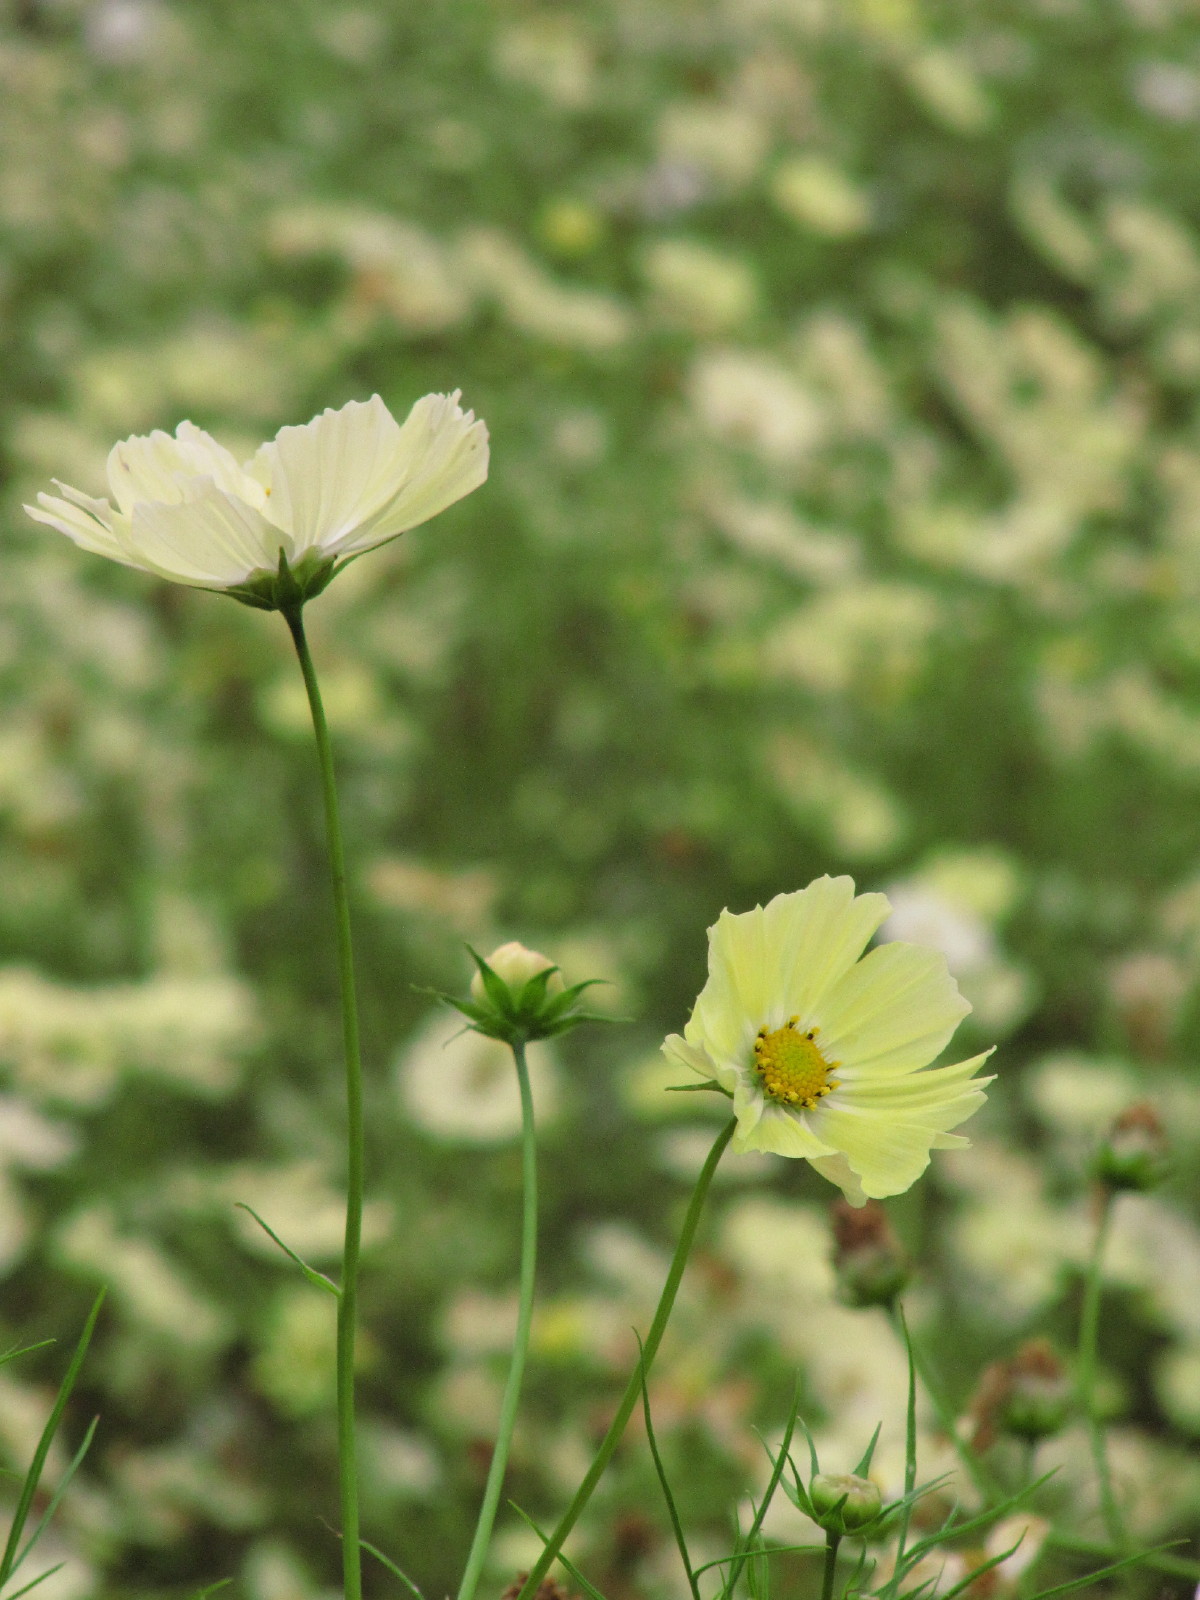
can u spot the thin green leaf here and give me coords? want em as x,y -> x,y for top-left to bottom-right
897,1473 -> 1057,1573
854,1423 -> 883,1478
720,1383 -> 800,1600
361,1538 -> 425,1600
194,1583 -> 233,1599
509,1504 -> 609,1600
932,1536 -> 1025,1600
234,1203 -> 340,1297
0,1290 -> 105,1590
8,1416 -> 98,1580
782,1452 -> 813,1517
0,1344 -> 53,1372
797,1415 -> 821,1482
1022,1543 -> 1177,1600
635,1333 -> 701,1600
665,1080 -> 734,1097
691,1544 -> 825,1579
2,1562 -> 64,1600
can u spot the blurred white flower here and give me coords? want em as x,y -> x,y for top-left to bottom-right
396,1010 -> 559,1144
27,393 -> 488,596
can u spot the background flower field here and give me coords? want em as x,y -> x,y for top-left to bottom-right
2,0 -> 1200,1594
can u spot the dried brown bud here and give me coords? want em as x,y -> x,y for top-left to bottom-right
969,1339 -> 1071,1453
831,1199 -> 910,1308
1094,1101 -> 1169,1193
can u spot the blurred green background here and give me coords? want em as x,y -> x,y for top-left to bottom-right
2,0 -> 1200,1594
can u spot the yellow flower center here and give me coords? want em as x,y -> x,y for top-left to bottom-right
753,1018 -> 839,1108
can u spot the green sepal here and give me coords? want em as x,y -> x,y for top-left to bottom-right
223,548 -> 339,613
665,1079 -> 734,1098
432,950 -> 613,1046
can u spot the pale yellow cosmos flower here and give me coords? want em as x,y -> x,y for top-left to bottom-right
25,391 -> 488,599
663,875 -> 993,1204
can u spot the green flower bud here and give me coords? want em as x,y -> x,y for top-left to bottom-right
1093,1102 -> 1169,1194
831,1199 -> 910,1309
430,942 -> 607,1047
808,1472 -> 883,1536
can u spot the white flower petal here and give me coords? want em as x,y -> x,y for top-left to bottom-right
255,391 -> 488,559
26,487 -> 131,566
106,424 -> 263,515
815,939 -> 972,1078
125,480 -> 283,587
333,390 -> 489,555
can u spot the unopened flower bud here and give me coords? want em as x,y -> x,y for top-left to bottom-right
434,941 -> 602,1047
831,1199 -> 910,1309
809,1472 -> 883,1536
471,942 -> 564,1004
969,1340 -> 1071,1453
1094,1101 -> 1169,1194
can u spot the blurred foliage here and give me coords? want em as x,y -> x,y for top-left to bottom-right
2,0 -> 1200,1594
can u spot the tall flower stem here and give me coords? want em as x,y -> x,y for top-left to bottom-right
515,1118 -> 736,1600
1078,1187 -> 1122,1547
457,1040 -> 538,1600
286,607 -> 365,1600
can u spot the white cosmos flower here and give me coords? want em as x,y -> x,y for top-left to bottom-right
663,875 -> 993,1205
26,391 -> 488,604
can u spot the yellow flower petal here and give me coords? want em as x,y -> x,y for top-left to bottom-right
811,1051 -> 993,1198
688,875 -> 889,1059
815,939 -> 971,1077
732,1100 -> 836,1159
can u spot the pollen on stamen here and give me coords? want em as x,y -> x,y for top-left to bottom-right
752,1020 -> 839,1109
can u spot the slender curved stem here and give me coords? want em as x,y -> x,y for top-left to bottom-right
286,607 -> 365,1600
457,1040 -> 539,1600
887,1305 -> 1000,1504
1078,1188 -> 1123,1546
515,1119 -> 736,1600
820,1534 -> 841,1600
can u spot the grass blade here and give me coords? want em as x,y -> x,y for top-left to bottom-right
8,1417 -> 98,1580
361,1538 -> 426,1600
720,1384 -> 799,1600
509,1504 -> 609,1600
2,1561 -> 65,1600
0,1290 -> 105,1590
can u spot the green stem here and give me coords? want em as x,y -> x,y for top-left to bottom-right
888,1305 -> 1000,1505
820,1533 -> 841,1600
457,1040 -> 539,1600
515,1119 -> 736,1600
1078,1188 -> 1122,1547
286,607 -> 365,1600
